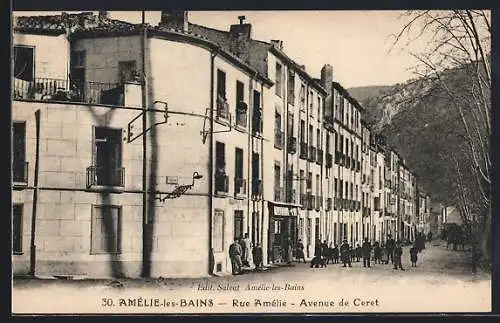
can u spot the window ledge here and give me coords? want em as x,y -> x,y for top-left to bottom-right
214,192 -> 228,198
86,185 -> 125,193
214,117 -> 231,127
13,181 -> 28,189
12,252 -> 24,256
234,194 -> 247,200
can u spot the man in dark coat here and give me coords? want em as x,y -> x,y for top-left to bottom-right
373,241 -> 382,264
340,239 -> 352,267
362,238 -> 373,268
386,234 -> 395,264
427,231 -> 433,243
321,240 -> 330,262
229,237 -> 243,275
295,239 -> 306,263
410,244 -> 418,267
252,242 -> 263,269
393,241 -> 405,271
333,244 -> 340,264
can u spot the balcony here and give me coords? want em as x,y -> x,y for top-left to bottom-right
287,137 -> 297,154
13,77 -> 124,105
300,194 -> 307,209
252,108 -> 263,135
326,198 -> 332,211
235,101 -> 248,129
307,194 -> 314,210
274,131 -> 284,149
214,173 -> 229,196
316,149 -> 323,165
326,153 -> 333,168
13,161 -> 29,188
315,195 -> 322,211
251,179 -> 263,199
86,166 -> 125,192
299,142 -> 308,159
309,146 -> 316,162
216,96 -> 230,121
285,187 -> 296,204
234,178 -> 247,198
274,186 -> 284,202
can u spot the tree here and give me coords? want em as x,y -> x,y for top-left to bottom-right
392,10 -> 491,270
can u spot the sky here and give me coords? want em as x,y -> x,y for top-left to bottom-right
13,10 -> 432,88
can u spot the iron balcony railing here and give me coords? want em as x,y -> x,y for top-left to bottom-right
234,178 -> 247,197
299,142 -> 308,159
315,195 -> 322,211
326,153 -> 333,168
252,108 -> 263,135
216,96 -> 229,120
317,149 -> 323,165
13,77 -> 123,105
307,194 -> 314,210
251,179 -> 263,198
215,173 -> 229,195
86,166 -> 125,188
309,146 -> 316,162
13,161 -> 29,184
287,137 -> 297,154
300,193 -> 307,209
235,101 -> 248,128
274,131 -> 284,149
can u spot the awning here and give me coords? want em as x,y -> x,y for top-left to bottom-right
268,202 -> 298,217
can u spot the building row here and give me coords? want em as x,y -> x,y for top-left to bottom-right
11,11 -> 431,278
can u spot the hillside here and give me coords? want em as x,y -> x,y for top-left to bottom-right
347,85 -> 392,103
352,63 -> 490,206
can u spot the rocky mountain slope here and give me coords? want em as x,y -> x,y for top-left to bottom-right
348,63 -> 489,206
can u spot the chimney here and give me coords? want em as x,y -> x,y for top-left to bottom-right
270,39 -> 283,50
229,16 -> 252,59
321,64 -> 333,93
98,11 -> 108,20
298,64 -> 306,71
160,10 -> 189,32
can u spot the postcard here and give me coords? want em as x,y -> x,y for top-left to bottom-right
11,9 -> 492,314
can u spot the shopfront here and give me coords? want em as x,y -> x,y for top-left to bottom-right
267,202 -> 298,264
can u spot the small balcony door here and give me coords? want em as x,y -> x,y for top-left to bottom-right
93,127 -> 122,186
234,210 -> 244,240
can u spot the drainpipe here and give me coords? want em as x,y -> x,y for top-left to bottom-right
247,72 -> 257,241
208,49 -> 218,275
29,109 -> 41,276
259,82 -> 265,262
140,11 -> 149,278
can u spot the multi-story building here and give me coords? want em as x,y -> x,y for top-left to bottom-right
321,67 -> 363,247
12,10 -> 432,278
12,11 -> 274,278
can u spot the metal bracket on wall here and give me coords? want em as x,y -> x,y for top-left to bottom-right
200,107 -> 232,144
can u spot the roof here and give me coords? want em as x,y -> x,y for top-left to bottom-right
13,13 -> 273,86
189,22 -> 326,95
13,12 -> 139,35
332,81 -> 365,112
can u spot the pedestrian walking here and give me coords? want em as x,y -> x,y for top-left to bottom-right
362,238 -> 372,268
229,237 -> 243,275
340,239 -> 352,267
427,231 -> 433,243
386,234 -> 395,264
252,242 -> 263,270
321,240 -> 330,263
381,243 -> 389,264
410,244 -> 418,267
295,239 -> 306,263
393,241 -> 405,271
241,233 -> 252,267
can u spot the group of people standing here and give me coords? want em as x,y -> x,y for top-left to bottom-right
301,233 -> 429,271
228,233 -> 264,275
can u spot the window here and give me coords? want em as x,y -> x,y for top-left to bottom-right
234,148 -> 244,195
334,178 -> 338,197
235,81 -> 247,127
91,205 -> 121,254
70,51 -> 86,93
274,162 -> 281,201
307,172 -> 312,191
234,210 -> 244,240
217,69 -> 226,99
315,218 -> 320,242
252,90 -> 262,134
13,122 -> 27,183
300,170 -> 305,195
316,128 -> 321,147
326,134 -> 330,154
317,97 -> 321,120
309,125 -> 314,146
12,204 -> 23,254
300,120 -> 305,142
275,110 -> 283,149
91,127 -> 123,187
213,210 -> 224,252
215,142 -> 228,193
287,71 -> 295,104
13,46 -> 34,81
315,174 -> 320,196
118,60 -> 137,82
252,153 -> 260,196
275,63 -> 283,97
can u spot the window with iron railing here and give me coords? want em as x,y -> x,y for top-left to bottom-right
288,136 -> 297,154
326,152 -> 333,168
300,142 -> 308,159
309,146 -> 317,162
12,122 -> 28,185
87,127 -> 125,189
317,149 -> 323,165
215,142 -> 228,195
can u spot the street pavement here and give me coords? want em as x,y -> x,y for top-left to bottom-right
12,240 -> 491,314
